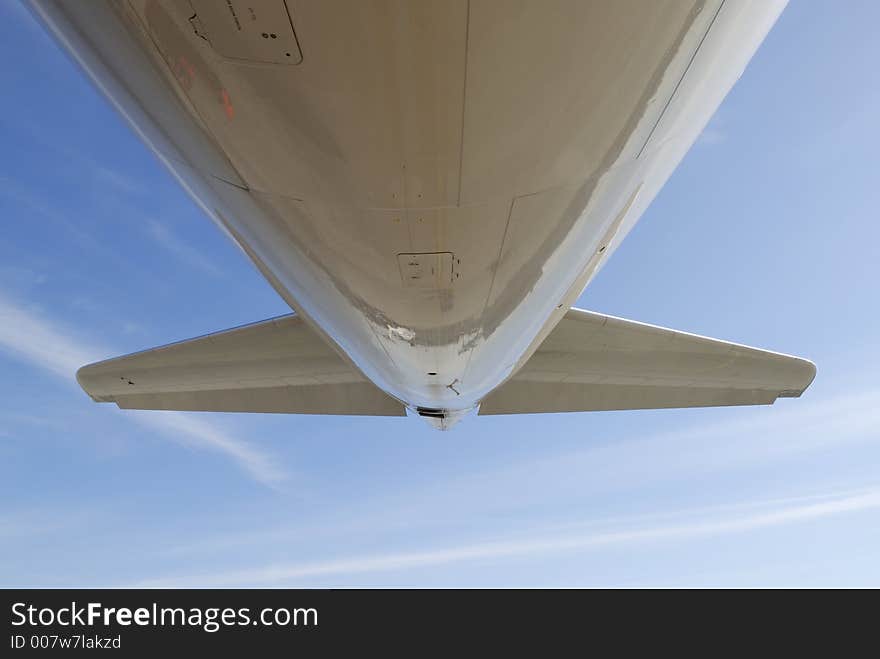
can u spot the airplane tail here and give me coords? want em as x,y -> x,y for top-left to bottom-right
76,314 -> 405,416
77,309 -> 814,419
479,308 -> 815,415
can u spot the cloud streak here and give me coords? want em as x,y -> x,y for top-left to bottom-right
158,386 -> 880,561
0,293 -> 283,486
144,219 -> 222,277
143,486 -> 880,586
696,113 -> 726,146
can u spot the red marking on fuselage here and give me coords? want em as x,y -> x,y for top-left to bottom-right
221,88 -> 234,121
173,55 -> 195,90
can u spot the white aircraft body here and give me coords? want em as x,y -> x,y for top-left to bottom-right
30,0 -> 815,428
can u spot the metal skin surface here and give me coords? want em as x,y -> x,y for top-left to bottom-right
28,0 -> 788,422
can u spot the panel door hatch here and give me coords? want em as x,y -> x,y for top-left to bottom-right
188,0 -> 303,65
397,252 -> 455,289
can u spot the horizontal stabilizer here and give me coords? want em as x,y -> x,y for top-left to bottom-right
479,308 -> 815,415
77,314 -> 405,416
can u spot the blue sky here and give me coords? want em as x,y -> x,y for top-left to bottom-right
2,1 -> 879,587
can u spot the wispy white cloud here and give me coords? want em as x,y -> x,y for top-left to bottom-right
158,386 -> 880,560
407,391 -> 880,516
696,113 -> 726,147
0,295 -> 102,378
5,109 -> 144,199
143,486 -> 880,586
5,117 -> 218,279
145,219 -> 221,276
0,293 -> 283,486
0,265 -> 49,295
92,165 -> 143,196
129,411 -> 284,486
0,176 -> 106,256
121,321 -> 144,335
